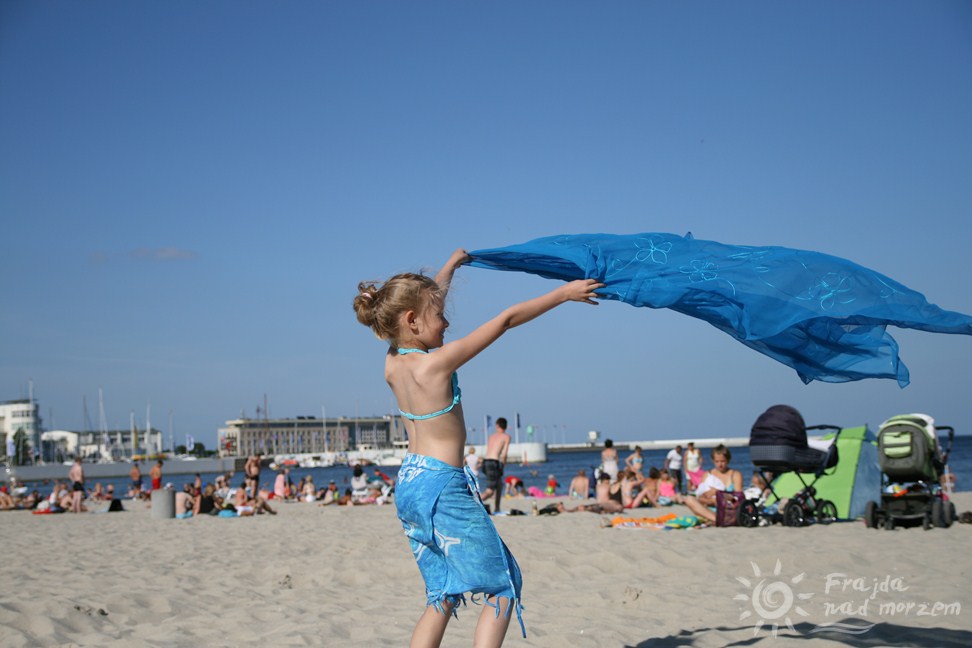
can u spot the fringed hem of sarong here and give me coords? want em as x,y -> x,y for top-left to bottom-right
427,592 -> 466,618
483,593 -> 526,638
431,592 -> 525,638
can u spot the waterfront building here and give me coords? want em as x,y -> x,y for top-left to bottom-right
76,427 -> 165,461
0,399 -> 41,462
218,415 -> 405,458
40,430 -> 79,461
28,427 -> 164,463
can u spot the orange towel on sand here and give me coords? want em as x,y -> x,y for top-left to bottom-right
610,512 -> 678,528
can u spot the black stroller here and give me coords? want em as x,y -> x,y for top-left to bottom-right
866,413 -> 955,530
738,404 -> 843,528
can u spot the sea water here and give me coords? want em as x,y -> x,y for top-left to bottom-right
30,435 -> 972,502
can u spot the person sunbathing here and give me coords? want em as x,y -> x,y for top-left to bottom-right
567,469 -> 590,499
89,483 -> 107,501
628,467 -> 662,508
175,488 -> 196,519
682,444 -> 743,524
557,473 -> 625,514
233,482 -> 277,515
0,491 -> 17,510
655,469 -> 684,505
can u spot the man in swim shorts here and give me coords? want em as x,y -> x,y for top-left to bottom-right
245,453 -> 262,496
396,453 -> 524,634
150,460 -> 164,491
68,457 -> 85,513
129,462 -> 143,498
480,417 -> 510,514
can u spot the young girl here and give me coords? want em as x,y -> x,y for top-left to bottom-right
354,248 -> 601,647
656,469 -> 683,505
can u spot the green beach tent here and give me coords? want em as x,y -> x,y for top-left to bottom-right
764,426 -> 881,520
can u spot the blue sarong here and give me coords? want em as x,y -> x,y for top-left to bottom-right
468,232 -> 972,386
396,453 -> 525,636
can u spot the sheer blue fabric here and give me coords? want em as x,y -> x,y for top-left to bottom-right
468,233 -> 972,387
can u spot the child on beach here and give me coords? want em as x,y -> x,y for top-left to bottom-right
656,469 -> 683,505
354,248 -> 602,647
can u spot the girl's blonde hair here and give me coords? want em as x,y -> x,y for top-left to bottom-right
353,273 -> 442,344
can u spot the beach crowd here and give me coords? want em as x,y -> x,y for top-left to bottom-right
0,453 -> 397,518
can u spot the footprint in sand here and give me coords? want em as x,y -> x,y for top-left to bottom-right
74,605 -> 109,617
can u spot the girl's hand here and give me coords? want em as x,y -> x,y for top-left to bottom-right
449,248 -> 471,269
436,248 -> 471,292
562,279 -> 604,305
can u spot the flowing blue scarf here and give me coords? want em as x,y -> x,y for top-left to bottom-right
468,233 -> 972,387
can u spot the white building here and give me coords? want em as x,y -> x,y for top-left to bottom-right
41,430 -> 80,461
0,399 -> 41,461
219,415 -> 405,458
76,428 -> 165,461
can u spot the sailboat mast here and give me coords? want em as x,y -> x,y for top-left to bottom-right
146,403 -> 151,457
28,378 -> 37,463
321,405 -> 327,453
98,387 -> 109,462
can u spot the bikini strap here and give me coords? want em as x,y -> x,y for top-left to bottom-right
395,347 -> 461,420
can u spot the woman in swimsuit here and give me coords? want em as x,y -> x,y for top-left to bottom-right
354,248 -> 602,648
601,439 -> 620,481
556,472 -> 624,514
684,442 -> 704,491
624,445 -> 645,478
683,444 -> 743,524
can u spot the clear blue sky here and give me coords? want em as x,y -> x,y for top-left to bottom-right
2,1 -> 970,449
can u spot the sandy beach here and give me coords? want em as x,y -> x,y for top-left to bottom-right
1,492 -> 970,647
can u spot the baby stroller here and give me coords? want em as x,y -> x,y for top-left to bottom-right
738,405 -> 843,528
866,414 -> 955,530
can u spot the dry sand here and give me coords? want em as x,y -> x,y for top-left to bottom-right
1,492 -> 970,647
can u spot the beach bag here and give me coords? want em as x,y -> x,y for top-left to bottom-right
715,491 -> 744,527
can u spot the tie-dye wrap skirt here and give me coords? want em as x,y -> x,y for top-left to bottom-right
395,453 -> 525,636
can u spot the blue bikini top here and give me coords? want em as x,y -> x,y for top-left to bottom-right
396,348 -> 462,420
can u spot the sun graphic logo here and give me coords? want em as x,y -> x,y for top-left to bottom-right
735,559 -> 814,636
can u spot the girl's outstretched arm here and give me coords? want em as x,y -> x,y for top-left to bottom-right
437,278 -> 604,371
434,248 -> 470,301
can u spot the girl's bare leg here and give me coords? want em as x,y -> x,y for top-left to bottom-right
473,596 -> 512,648
410,599 -> 453,648
683,495 -> 716,523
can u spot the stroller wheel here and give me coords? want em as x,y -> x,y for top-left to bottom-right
815,500 -> 837,525
865,501 -> 880,529
932,499 -> 947,528
737,499 -> 759,528
783,500 -> 807,527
